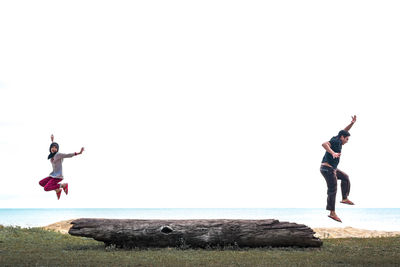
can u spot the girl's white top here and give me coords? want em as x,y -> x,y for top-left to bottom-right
49,153 -> 75,179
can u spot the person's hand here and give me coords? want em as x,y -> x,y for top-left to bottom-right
51,134 -> 54,142
332,152 -> 341,158
351,115 -> 357,124
79,147 -> 85,154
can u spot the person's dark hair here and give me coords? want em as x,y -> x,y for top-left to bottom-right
337,130 -> 350,138
48,142 -> 59,160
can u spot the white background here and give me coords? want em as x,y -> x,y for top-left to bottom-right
1,0 -> 399,208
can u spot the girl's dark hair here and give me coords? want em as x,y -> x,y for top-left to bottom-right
338,130 -> 351,138
48,142 -> 59,160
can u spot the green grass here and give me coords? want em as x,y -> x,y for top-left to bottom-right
1,226 -> 399,266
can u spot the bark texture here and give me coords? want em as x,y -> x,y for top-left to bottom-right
69,218 -> 322,248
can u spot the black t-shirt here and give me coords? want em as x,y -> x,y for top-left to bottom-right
321,136 -> 342,169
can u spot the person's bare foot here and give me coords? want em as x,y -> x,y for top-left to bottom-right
55,188 -> 62,200
61,183 -> 68,194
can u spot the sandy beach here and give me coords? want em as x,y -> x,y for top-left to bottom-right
312,227 -> 400,239
41,219 -> 400,239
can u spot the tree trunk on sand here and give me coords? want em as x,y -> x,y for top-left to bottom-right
68,219 -> 322,248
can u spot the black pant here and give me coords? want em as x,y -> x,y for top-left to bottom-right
320,165 -> 351,211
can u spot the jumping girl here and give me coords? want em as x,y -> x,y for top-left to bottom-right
39,134 -> 84,200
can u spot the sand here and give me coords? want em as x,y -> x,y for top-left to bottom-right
41,219 -> 400,239
313,227 -> 400,239
43,219 -> 75,234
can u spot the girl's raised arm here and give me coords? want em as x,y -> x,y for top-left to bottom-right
77,147 -> 85,155
55,147 -> 84,159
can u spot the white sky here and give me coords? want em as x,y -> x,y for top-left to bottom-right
0,0 -> 399,208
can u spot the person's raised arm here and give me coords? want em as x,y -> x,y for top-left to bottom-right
322,141 -> 341,158
51,134 -> 54,142
72,147 -> 85,156
76,147 -> 85,155
344,115 -> 357,132
56,147 -> 85,159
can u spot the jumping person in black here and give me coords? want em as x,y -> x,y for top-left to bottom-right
320,115 -> 357,222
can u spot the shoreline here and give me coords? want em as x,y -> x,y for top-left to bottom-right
39,219 -> 400,239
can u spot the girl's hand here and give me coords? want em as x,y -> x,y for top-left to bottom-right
351,115 -> 357,124
79,147 -> 85,154
51,134 -> 54,142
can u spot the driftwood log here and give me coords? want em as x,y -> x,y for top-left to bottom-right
69,219 -> 322,248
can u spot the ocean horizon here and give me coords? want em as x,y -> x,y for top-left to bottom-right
1,208 -> 399,231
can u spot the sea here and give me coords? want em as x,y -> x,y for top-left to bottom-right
1,208 -> 399,231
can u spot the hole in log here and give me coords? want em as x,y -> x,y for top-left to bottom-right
161,226 -> 173,234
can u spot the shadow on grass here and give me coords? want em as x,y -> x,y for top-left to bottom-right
63,243 -> 105,251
